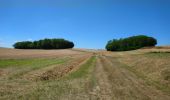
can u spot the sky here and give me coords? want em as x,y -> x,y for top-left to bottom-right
0,0 -> 170,49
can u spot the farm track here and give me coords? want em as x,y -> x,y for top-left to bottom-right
99,55 -> 170,100
89,56 -> 113,100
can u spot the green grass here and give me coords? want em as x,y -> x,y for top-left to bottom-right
0,56 -> 97,100
22,56 -> 97,99
67,56 -> 96,79
0,58 -> 69,68
0,57 -> 70,79
146,52 -> 170,58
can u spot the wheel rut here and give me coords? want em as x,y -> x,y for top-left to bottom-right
90,56 -> 113,100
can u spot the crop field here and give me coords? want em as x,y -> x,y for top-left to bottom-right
0,48 -> 170,100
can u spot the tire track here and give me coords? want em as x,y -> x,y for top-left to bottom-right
90,56 -> 113,100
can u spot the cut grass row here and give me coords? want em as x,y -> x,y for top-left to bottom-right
0,56 -> 97,100
0,57 -> 70,80
109,52 -> 170,94
100,55 -> 170,100
67,56 -> 96,79
117,59 -> 170,94
25,56 -> 97,100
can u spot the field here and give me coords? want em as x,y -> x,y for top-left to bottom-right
0,48 -> 170,100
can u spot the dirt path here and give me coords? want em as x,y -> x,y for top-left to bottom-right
90,56 -> 113,100
100,55 -> 170,100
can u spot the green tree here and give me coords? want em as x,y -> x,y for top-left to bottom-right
13,38 -> 74,49
105,35 -> 157,51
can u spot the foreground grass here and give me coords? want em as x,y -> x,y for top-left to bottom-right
67,56 -> 96,79
118,60 -> 170,94
117,52 -> 170,94
28,56 -> 97,100
0,56 -> 97,100
0,57 -> 70,80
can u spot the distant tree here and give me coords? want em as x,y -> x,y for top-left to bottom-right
106,35 -> 157,51
13,38 -> 74,49
13,41 -> 33,49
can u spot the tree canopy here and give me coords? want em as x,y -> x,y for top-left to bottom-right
13,38 -> 74,49
106,35 -> 157,51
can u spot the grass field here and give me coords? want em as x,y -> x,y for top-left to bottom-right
0,48 -> 170,100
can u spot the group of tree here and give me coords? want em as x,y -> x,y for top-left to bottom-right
13,38 -> 74,49
106,35 -> 157,51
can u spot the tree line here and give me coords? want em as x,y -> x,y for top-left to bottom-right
13,38 -> 74,49
106,35 -> 157,51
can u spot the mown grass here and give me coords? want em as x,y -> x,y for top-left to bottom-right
116,55 -> 170,94
26,56 -> 97,100
0,57 -> 70,80
67,56 -> 96,79
146,52 -> 170,58
0,58 -> 69,68
0,56 -> 97,100
161,69 -> 170,81
121,63 -> 170,94
31,56 -> 96,99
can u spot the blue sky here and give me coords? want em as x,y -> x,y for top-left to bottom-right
0,0 -> 170,49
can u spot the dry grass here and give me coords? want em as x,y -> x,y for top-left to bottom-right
99,55 -> 170,100
0,48 -> 96,99
118,48 -> 170,83
0,48 -> 85,59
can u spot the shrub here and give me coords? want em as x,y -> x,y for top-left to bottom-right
13,38 -> 74,49
106,35 -> 157,51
